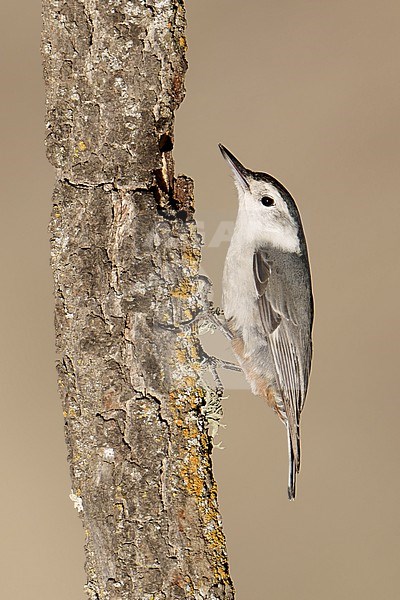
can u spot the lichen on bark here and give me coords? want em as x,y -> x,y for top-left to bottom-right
42,1 -> 234,598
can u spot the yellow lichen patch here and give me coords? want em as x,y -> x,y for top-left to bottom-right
182,435 -> 231,581
169,385 -> 231,585
181,420 -> 200,440
169,389 -> 191,427
182,456 -> 205,501
205,524 -> 227,551
171,385 -> 203,411
215,565 -> 231,583
179,36 -> 187,50
180,376 -> 197,388
182,247 -> 201,268
77,140 -> 87,151
180,449 -> 204,498
175,347 -> 187,364
182,307 -> 193,321
171,277 -> 195,299
190,343 -> 201,361
199,431 -> 209,451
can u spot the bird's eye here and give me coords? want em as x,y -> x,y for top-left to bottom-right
261,196 -> 275,207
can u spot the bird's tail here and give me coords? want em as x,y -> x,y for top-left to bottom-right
287,423 -> 301,500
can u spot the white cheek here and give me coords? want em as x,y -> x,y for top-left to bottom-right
261,217 -> 300,253
238,192 -> 300,253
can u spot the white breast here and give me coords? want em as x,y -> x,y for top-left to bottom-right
222,226 -> 258,332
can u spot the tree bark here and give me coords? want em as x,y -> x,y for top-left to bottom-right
41,1 -> 234,598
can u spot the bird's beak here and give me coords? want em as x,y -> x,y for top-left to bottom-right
218,144 -> 250,191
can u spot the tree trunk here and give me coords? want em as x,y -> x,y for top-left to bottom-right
41,1 -> 234,598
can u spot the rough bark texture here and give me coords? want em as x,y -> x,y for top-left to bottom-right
42,1 -> 234,598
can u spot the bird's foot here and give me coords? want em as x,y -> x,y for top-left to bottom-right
200,352 -> 241,396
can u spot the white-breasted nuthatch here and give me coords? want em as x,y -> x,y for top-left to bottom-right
219,144 -> 313,500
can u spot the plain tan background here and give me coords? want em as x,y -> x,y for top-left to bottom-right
1,1 -> 399,598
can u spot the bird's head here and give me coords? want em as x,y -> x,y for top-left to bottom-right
219,144 -> 303,254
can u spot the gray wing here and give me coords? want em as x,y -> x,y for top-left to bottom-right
253,249 -> 313,420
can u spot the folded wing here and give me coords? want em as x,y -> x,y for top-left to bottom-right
253,249 -> 313,472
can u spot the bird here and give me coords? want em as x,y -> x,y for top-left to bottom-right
218,144 -> 313,499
